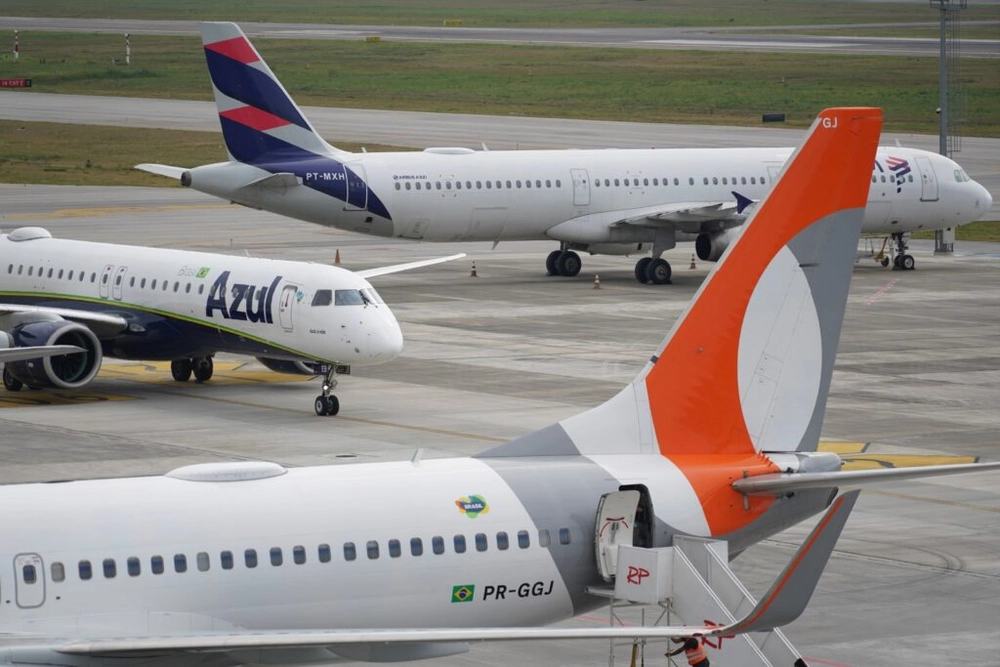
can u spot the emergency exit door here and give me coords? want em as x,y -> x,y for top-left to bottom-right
14,553 -> 46,608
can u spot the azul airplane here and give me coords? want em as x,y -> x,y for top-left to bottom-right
5,109 -> 999,666
138,22 -> 993,285
0,228 -> 460,415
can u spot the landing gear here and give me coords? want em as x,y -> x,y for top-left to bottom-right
170,356 -> 214,382
634,257 -> 652,284
545,250 -> 561,276
314,366 -> 341,417
545,249 -> 582,277
646,258 -> 672,285
891,232 -> 915,271
3,366 -> 23,392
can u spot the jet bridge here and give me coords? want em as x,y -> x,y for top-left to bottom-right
588,537 -> 805,667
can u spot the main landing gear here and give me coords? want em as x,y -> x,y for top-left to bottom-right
3,366 -> 23,392
313,365 -> 341,417
171,356 -> 214,383
633,257 -> 672,285
891,232 -> 916,271
545,249 -> 582,277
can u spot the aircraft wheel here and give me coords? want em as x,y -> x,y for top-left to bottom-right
314,396 -> 330,416
193,357 -> 214,383
634,257 -> 652,284
545,250 -> 562,276
901,254 -> 915,271
893,255 -> 903,269
170,358 -> 193,382
325,395 -> 340,416
3,366 -> 23,392
881,257 -> 890,267
646,258 -> 672,285
556,251 -> 582,277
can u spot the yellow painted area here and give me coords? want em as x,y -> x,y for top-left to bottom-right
817,441 -> 869,454
99,361 -> 312,385
0,390 -> 136,407
6,203 -> 234,220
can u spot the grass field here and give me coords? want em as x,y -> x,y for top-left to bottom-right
6,0 -> 999,28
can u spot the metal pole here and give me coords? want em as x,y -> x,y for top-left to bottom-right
125,33 -> 131,66
14,29 -> 18,62
938,2 -> 947,157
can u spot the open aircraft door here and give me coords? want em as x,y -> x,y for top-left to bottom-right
13,553 -> 45,609
914,155 -> 940,201
594,489 -> 640,582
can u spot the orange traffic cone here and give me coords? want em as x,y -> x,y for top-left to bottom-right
334,249 -> 341,265
593,274 -> 602,289
689,254 -> 697,270
470,261 -> 478,278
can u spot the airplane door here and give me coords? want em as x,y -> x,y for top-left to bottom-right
767,164 -> 784,185
112,266 -> 128,301
345,164 -> 369,210
13,553 -> 45,609
278,284 -> 298,332
914,156 -> 940,202
594,490 -> 640,582
99,264 -> 114,299
570,168 -> 591,206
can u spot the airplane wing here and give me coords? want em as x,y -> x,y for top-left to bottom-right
0,345 -> 84,363
551,198 -> 750,240
733,460 -> 1000,495
357,253 -> 466,279
51,490 -> 857,659
135,163 -> 186,180
0,304 -> 129,338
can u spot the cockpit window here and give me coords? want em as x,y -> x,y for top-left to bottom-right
334,289 -> 365,306
312,289 -> 333,306
954,169 -> 970,183
362,288 -> 385,304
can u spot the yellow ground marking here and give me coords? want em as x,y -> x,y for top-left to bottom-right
98,361 -> 311,385
817,441 -> 869,454
5,204 -> 234,220
0,390 -> 136,407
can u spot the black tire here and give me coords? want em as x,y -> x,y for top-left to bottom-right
901,254 -> 915,271
545,250 -> 562,276
326,395 -> 340,416
556,251 -> 582,277
3,366 -> 23,392
646,258 -> 672,285
170,358 -> 193,382
193,357 -> 214,383
314,396 -> 330,416
634,257 -> 652,284
893,255 -> 903,269
881,257 -> 890,267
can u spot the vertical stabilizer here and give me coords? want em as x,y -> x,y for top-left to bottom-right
199,22 -> 343,164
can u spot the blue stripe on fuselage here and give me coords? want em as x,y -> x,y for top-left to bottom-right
205,49 -> 310,131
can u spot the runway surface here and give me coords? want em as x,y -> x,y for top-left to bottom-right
2,91 -> 999,223
3,16 -> 998,58
1,184 -> 998,666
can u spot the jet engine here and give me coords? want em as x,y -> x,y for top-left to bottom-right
695,228 -> 741,263
256,357 -> 329,376
4,321 -> 102,389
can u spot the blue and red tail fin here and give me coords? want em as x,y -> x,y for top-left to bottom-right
200,22 -> 342,164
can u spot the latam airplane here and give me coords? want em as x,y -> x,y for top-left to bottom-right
0,228 -> 459,415
5,110 -> 998,665
138,22 -> 993,285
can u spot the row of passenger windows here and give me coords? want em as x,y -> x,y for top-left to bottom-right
6,264 -> 207,295
873,174 -> 915,184
395,178 -> 563,191
25,528 -> 574,585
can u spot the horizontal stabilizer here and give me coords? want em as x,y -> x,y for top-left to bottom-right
733,461 -> 1000,495
357,254 -> 466,279
0,345 -> 84,363
135,163 -> 187,180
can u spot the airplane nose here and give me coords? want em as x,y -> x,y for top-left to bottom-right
982,184 -> 994,215
367,316 -> 404,361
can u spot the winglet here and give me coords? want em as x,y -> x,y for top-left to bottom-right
731,190 -> 755,214
722,490 -> 859,635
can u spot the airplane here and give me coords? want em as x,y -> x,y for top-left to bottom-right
138,22 -> 993,285
0,226 -> 461,415
5,108 -> 999,666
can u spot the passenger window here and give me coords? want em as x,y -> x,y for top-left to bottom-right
318,544 -> 331,563
395,182 -> 401,190
643,178 -> 649,186
497,532 -> 509,551
79,560 -> 92,580
486,181 -> 492,189
555,180 -> 561,187
173,282 -> 179,292
28,266 -> 32,276
604,179 -> 610,187
410,537 -> 423,556
476,181 -> 482,188
674,178 -> 680,186
432,536 -> 445,555
312,289 -> 333,306
517,530 -> 530,549
51,562 -> 65,582
388,539 -> 401,558
506,181 -> 512,189
741,177 -> 747,185
174,554 -> 187,573
127,557 -> 141,577
270,547 -> 283,566
221,551 -> 234,570
101,273 -> 108,284
559,528 -> 571,545
653,178 -> 659,186
151,279 -> 157,289
129,276 -> 134,287
525,180 -> 531,188
23,564 -> 36,584
199,285 -> 204,295
185,283 -> 191,293
103,559 -> 116,579
367,540 -> 380,560
535,180 -> 541,188
49,268 -> 54,278
446,181 -> 452,190
454,535 -> 467,554
151,555 -> 164,575
704,177 -> 710,185
594,179 -> 601,187
689,178 -> 695,185
546,180 -> 551,187
293,545 -> 306,564
475,533 -> 488,552
538,529 -> 551,548
344,542 -> 357,561
245,549 -> 258,568
436,182 -> 442,190
614,179 -> 620,186
197,552 -> 210,572
456,181 -> 462,189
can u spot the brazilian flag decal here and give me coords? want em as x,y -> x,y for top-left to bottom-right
451,584 -> 475,603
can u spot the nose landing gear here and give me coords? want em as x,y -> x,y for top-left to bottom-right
314,366 -> 341,416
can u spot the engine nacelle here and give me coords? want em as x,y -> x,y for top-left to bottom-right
5,321 -> 102,389
256,357 -> 330,376
695,228 -> 741,263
